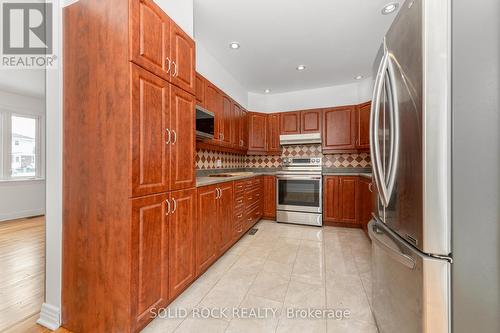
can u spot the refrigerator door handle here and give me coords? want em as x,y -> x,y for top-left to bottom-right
369,221 -> 416,269
370,50 -> 390,207
385,56 -> 401,203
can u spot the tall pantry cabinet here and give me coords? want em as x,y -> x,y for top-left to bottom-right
63,0 -> 196,332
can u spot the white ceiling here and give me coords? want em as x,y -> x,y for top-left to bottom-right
0,69 -> 45,98
194,0 -> 402,94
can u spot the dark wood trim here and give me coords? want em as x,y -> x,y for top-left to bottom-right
323,221 -> 362,228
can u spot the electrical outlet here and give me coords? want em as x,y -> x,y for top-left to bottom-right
216,159 -> 222,168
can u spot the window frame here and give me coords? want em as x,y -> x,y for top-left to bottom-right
0,107 -> 45,181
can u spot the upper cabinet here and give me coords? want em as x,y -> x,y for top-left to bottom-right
280,111 -> 301,135
195,73 -> 206,107
248,112 -> 267,154
301,110 -> 322,133
266,114 -> 281,153
356,102 -> 371,150
221,95 -> 232,146
322,106 -> 357,153
130,0 -> 195,94
205,82 -> 222,142
170,23 -> 196,94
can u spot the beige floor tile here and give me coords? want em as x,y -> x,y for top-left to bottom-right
327,318 -> 378,333
173,317 -> 228,333
225,294 -> 283,333
142,315 -> 185,333
262,259 -> 295,278
277,305 -> 327,333
248,271 -> 290,302
284,280 -> 326,308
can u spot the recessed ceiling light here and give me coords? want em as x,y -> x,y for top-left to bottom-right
381,2 -> 399,15
229,42 -> 240,49
264,89 -> 271,94
355,75 -> 364,80
296,65 -> 306,71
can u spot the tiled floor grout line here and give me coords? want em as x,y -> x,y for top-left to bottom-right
273,234 -> 301,333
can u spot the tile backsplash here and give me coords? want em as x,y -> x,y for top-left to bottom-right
196,144 -> 371,170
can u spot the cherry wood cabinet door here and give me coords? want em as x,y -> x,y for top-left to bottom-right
170,86 -> 196,190
263,176 -> 276,219
266,114 -> 281,153
130,0 -> 171,80
356,102 -> 371,149
195,73 -> 205,107
241,110 -> 249,149
206,83 -> 222,141
218,182 -> 234,253
169,189 -> 196,299
301,110 -> 322,133
221,95 -> 232,145
131,65 -> 170,197
196,185 -> 219,274
340,177 -> 359,224
323,176 -> 341,223
170,22 -> 195,94
233,103 -> 242,148
131,193 -> 169,331
248,113 -> 267,153
322,106 -> 356,152
280,111 -> 301,135
357,177 -> 373,235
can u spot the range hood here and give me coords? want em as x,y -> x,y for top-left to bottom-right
280,133 -> 322,145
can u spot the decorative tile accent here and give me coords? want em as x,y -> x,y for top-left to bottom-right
195,145 -> 371,170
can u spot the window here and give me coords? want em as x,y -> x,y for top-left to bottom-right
0,111 -> 44,180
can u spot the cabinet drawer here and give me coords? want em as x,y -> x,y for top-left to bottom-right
234,181 -> 246,193
234,195 -> 245,206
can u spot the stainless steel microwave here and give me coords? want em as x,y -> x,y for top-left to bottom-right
196,106 -> 215,139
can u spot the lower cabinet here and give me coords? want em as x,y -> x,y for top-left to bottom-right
323,176 -> 359,226
168,189 -> 196,299
263,175 -> 276,219
196,185 -> 219,274
218,182 -> 235,253
357,177 -> 374,235
131,193 -> 170,332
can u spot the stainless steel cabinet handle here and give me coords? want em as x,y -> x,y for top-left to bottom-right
237,214 -> 243,218
165,199 -> 171,215
172,130 -> 177,144
166,57 -> 171,73
165,128 -> 171,144
172,198 -> 177,213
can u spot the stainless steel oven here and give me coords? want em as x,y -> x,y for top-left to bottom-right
276,157 -> 322,226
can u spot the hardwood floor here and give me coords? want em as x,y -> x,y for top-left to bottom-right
0,216 -> 46,332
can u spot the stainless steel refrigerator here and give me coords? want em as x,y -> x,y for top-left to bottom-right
368,0 -> 452,332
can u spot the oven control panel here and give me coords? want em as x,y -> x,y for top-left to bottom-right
282,157 -> 322,167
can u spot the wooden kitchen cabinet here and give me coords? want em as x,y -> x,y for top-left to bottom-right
356,102 -> 371,150
322,106 -> 357,153
357,177 -> 373,235
168,188 -> 196,299
205,82 -> 222,142
263,175 -> 277,219
323,176 -> 359,226
130,0 -> 195,94
195,73 -> 206,107
218,182 -> 235,253
131,193 -> 170,332
221,95 -> 232,145
196,185 -> 219,274
301,109 -> 322,133
248,112 -> 267,154
130,0 -> 171,81
131,64 -> 171,197
280,111 -> 301,135
266,114 -> 281,153
170,86 -> 196,190
170,22 -> 195,94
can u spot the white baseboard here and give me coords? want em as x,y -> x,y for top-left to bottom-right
37,303 -> 61,330
0,209 -> 45,222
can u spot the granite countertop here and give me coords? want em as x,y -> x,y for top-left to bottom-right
196,168 -> 372,187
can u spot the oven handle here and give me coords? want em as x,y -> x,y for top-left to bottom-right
276,176 -> 322,181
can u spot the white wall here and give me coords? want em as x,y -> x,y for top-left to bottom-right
196,42 -> 249,107
156,0 -> 194,37
0,90 -> 45,222
248,78 -> 374,112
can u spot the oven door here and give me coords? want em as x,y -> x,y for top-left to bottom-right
276,175 -> 322,213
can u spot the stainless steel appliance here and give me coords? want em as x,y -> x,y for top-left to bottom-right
276,157 -> 322,226
195,106 -> 215,139
368,0 -> 452,332
279,133 -> 321,145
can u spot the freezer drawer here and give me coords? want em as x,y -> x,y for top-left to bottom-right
369,220 -> 450,333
